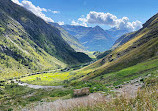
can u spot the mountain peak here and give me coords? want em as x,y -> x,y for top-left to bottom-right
93,25 -> 103,30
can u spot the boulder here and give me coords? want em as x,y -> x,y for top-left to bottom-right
73,87 -> 90,97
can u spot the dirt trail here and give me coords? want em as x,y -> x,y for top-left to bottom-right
113,82 -> 143,98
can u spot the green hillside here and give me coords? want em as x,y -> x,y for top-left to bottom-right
0,0 -> 91,80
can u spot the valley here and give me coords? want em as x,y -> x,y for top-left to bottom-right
0,0 -> 158,111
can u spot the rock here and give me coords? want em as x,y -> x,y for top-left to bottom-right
73,87 -> 90,97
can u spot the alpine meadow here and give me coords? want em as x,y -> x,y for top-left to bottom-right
0,0 -> 157,111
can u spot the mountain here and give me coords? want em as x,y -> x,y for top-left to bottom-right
61,25 -> 113,52
49,22 -> 86,52
0,0 -> 91,80
106,27 -> 131,40
71,13 -> 158,83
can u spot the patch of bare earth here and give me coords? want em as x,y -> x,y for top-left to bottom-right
113,82 -> 143,98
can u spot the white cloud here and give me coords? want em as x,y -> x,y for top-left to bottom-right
86,12 -> 117,25
11,0 -> 22,5
12,0 -> 54,22
75,11 -> 142,31
58,21 -> 64,25
52,11 -> 60,14
48,9 -> 60,14
71,20 -> 80,26
71,19 -> 87,27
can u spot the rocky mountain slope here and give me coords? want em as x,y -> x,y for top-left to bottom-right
0,0 -> 91,80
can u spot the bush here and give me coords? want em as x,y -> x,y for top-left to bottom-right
50,89 -> 72,97
28,96 -> 41,102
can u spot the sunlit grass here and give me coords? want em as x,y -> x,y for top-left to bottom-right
94,57 -> 158,86
113,29 -> 148,53
20,72 -> 72,86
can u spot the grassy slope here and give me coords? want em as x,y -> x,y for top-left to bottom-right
20,56 -> 158,87
0,0 -> 91,65
0,0 -> 92,80
0,9 -> 66,80
0,82 -> 73,111
94,56 -> 158,86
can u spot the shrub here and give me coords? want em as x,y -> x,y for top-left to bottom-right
50,89 -> 73,97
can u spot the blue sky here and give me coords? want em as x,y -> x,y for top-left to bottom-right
13,0 -> 158,30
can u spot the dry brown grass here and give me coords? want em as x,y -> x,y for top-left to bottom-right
72,84 -> 158,111
21,78 -> 158,111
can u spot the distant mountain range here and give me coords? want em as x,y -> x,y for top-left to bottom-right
61,24 -> 131,52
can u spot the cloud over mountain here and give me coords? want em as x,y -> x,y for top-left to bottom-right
58,21 -> 64,25
73,11 -> 142,31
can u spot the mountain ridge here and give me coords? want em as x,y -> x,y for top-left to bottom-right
61,24 -> 131,52
61,25 -> 114,51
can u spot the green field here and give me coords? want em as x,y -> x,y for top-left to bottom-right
20,72 -> 72,86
